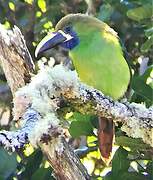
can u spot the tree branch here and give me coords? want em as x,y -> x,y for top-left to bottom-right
67,84 -> 153,146
0,24 -> 90,180
10,64 -> 152,147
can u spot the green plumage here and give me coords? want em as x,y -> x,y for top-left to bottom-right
56,14 -> 130,100
35,14 -> 131,159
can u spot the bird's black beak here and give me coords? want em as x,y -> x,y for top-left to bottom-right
35,30 -> 73,57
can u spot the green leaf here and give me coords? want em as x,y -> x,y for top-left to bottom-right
112,147 -> 130,178
131,75 -> 153,103
21,150 -> 43,178
0,148 -> 17,179
32,167 -> 54,180
0,175 -> 4,180
145,161 -> 153,179
131,66 -> 153,106
145,27 -> 153,37
119,172 -> 148,180
69,113 -> 93,138
141,36 -> 153,53
105,172 -> 148,180
116,136 -> 150,151
127,4 -> 152,21
142,66 -> 153,82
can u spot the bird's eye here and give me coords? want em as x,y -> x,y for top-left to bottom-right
64,26 -> 72,33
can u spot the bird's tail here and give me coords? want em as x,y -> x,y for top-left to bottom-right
98,117 -> 114,162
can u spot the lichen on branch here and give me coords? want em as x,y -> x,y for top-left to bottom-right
11,64 -> 153,148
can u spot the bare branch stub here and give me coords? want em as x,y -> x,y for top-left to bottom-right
0,25 -> 34,96
40,137 -> 90,180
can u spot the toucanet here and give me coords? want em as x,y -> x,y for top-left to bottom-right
35,14 -> 131,160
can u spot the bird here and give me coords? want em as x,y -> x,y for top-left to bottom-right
35,14 -> 131,161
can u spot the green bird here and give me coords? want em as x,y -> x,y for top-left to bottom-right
35,14 -> 131,160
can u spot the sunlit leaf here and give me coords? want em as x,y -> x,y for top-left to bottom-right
82,157 -> 95,174
3,21 -> 10,29
38,0 -> 46,13
25,0 -> 33,4
87,136 -> 97,147
24,144 -> 34,156
36,11 -> 42,18
8,2 -> 15,11
43,21 -> 53,29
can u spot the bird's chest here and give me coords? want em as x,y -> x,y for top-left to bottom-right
69,44 -> 108,89
69,38 -> 130,100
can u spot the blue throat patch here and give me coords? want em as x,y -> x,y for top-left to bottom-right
61,26 -> 80,50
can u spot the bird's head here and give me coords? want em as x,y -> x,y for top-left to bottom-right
35,14 -> 105,57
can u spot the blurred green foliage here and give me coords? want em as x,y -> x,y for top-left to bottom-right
0,0 -> 152,179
